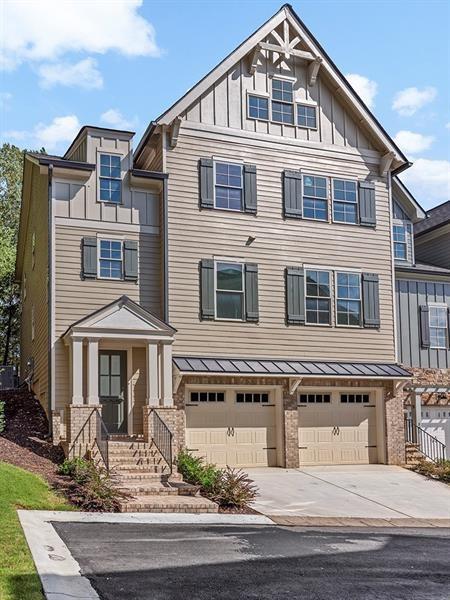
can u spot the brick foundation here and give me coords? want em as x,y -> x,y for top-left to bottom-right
65,404 -> 102,459
143,406 -> 185,462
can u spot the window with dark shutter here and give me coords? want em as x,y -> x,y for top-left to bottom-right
286,267 -> 305,324
359,181 -> 376,227
123,240 -> 138,281
81,237 -> 97,279
419,305 -> 430,348
200,259 -> 214,320
245,263 -> 259,322
283,170 -> 303,219
243,164 -> 257,214
199,158 -> 214,209
362,273 -> 380,328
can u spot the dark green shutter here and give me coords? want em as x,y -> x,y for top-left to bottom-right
200,259 -> 214,320
243,164 -> 257,214
283,170 -> 302,218
359,181 -> 376,227
245,263 -> 259,322
286,267 -> 305,324
362,273 -> 380,328
123,240 -> 138,281
419,305 -> 430,348
199,158 -> 214,209
82,237 -> 97,279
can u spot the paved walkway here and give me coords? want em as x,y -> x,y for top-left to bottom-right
247,465 -> 450,519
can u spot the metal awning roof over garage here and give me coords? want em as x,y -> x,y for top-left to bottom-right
173,357 -> 411,379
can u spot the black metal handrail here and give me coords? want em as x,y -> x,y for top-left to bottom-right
150,409 -> 173,475
405,418 -> 446,463
69,407 -> 109,471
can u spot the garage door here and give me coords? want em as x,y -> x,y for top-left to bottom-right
421,408 -> 450,459
298,392 -> 378,465
185,390 -> 277,467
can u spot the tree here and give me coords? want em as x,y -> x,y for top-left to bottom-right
0,144 -> 27,365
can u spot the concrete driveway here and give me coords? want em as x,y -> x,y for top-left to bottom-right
247,465 -> 450,519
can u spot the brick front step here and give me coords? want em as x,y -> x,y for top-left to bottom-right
113,464 -> 168,473
109,457 -> 164,466
117,483 -> 179,496
113,471 -> 176,482
108,441 -> 155,451
119,495 -> 218,513
108,449 -> 160,457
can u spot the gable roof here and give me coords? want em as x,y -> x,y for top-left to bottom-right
135,3 -> 408,168
392,176 -> 426,223
414,200 -> 450,237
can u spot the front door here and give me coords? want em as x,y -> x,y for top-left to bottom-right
99,351 -> 127,434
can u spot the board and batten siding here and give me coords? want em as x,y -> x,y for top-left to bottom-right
165,129 -> 396,362
415,230 -> 450,271
183,52 -> 376,151
53,225 -> 161,410
20,163 -> 49,413
396,276 -> 450,369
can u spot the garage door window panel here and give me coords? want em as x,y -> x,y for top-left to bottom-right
189,391 -> 225,403
299,394 -> 331,404
236,392 -> 269,403
215,262 -> 244,320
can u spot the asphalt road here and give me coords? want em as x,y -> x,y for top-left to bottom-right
53,523 -> 450,600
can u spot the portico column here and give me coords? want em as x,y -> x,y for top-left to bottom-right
71,338 -> 84,405
162,343 -> 173,406
87,338 -> 99,405
146,342 -> 159,406
412,391 -> 422,433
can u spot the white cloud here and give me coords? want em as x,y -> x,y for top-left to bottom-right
0,92 -> 13,110
392,86 -> 437,116
4,115 -> 80,151
401,158 -> 450,207
100,109 -> 137,131
446,122 -> 450,130
345,74 -> 378,109
393,130 -> 434,155
1,0 -> 160,71
38,58 -> 103,89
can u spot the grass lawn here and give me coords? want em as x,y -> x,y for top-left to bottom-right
0,461 -> 72,600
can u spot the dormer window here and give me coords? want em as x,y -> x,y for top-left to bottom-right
99,153 -> 121,203
392,200 -> 413,264
393,225 -> 408,260
272,79 -> 294,124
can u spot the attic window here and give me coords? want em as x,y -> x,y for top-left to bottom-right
297,104 -> 317,129
99,154 -> 122,204
271,79 -> 294,124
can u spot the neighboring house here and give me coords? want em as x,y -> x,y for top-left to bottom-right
393,190 -> 450,458
16,4 -> 413,472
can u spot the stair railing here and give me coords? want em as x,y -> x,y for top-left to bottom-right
69,407 -> 110,471
150,409 -> 173,475
404,418 -> 446,464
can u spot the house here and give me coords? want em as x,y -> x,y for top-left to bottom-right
394,193 -> 450,459
16,4 -> 413,474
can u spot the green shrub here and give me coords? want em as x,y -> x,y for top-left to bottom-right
177,450 -> 258,509
58,457 -> 128,511
414,459 -> 450,484
0,400 -> 5,433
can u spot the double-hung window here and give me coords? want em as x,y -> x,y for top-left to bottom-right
303,175 -> 328,221
393,224 -> 408,261
99,240 -> 123,279
99,154 -> 121,203
215,162 -> 243,211
333,179 -> 358,224
272,79 -> 294,124
429,304 -> 448,349
297,104 -> 317,129
336,272 -> 362,326
215,262 -> 244,319
248,95 -> 269,120
305,270 -> 331,325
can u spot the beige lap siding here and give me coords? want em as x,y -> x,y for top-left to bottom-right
166,129 -> 395,362
53,224 -> 161,412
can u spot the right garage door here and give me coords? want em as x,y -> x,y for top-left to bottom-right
298,391 -> 378,465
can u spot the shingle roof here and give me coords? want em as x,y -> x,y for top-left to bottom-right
414,200 -> 450,236
396,261 -> 450,275
173,356 -> 411,378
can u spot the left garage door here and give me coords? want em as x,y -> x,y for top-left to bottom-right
185,390 -> 277,467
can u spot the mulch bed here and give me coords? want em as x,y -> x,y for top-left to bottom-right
0,387 -> 65,486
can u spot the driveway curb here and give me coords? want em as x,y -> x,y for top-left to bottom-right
270,516 -> 450,528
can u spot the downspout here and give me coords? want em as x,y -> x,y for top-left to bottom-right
163,176 -> 169,322
47,164 -> 53,436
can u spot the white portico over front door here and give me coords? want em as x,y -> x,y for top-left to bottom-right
62,296 -> 176,436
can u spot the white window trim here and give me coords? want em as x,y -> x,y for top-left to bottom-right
214,259 -> 245,322
97,150 -> 123,205
213,160 -> 244,212
304,268 -> 332,327
296,103 -> 318,130
392,219 -> 414,264
247,92 -> 270,122
271,77 -> 295,125
331,177 -> 359,226
428,302 -> 449,349
334,271 -> 363,329
302,174 -> 330,222
97,238 -> 124,281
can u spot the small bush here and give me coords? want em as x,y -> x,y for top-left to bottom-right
414,459 -> 450,484
177,450 -> 258,509
58,457 -> 128,511
0,399 -> 5,433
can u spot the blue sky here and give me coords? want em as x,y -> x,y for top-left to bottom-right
1,0 -> 449,208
